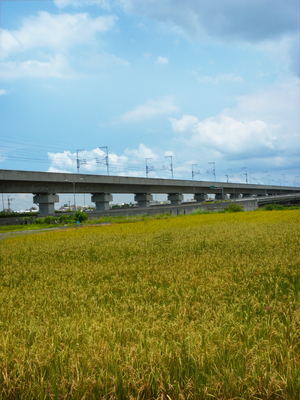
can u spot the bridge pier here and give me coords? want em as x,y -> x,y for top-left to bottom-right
91,193 -> 113,211
194,193 -> 208,202
33,194 -> 59,216
134,193 -> 153,207
215,193 -> 224,200
168,193 -> 183,205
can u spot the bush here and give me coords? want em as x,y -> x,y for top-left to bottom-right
192,209 -> 212,215
263,204 -> 285,211
73,210 -> 88,223
59,214 -> 72,224
223,203 -> 244,213
32,217 -> 45,224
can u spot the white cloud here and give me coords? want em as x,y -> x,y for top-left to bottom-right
196,73 -> 243,84
232,79 -> 299,127
170,114 -> 280,157
53,0 -> 112,10
169,78 -> 299,162
0,89 -> 7,95
47,148 -> 130,174
254,33 -> 299,77
48,167 -> 73,173
46,145 -> 169,178
124,143 -> 158,160
156,56 -> 169,65
1,11 -> 117,59
121,95 -> 179,122
0,54 -> 74,80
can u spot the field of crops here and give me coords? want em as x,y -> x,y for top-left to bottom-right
0,210 -> 299,399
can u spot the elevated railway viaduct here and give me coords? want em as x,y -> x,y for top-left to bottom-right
1,169 -> 300,215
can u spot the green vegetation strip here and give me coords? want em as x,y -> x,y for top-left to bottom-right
0,210 -> 299,399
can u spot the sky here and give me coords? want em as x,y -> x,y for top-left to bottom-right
0,0 -> 299,211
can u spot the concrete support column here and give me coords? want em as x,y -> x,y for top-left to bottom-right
215,193 -> 224,200
33,194 -> 59,216
91,193 -> 113,211
168,193 -> 183,205
194,193 -> 207,202
134,193 -> 153,208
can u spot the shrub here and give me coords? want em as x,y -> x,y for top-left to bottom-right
192,209 -> 212,215
59,214 -> 72,224
224,203 -> 244,213
264,204 -> 285,211
73,210 -> 88,223
32,217 -> 45,224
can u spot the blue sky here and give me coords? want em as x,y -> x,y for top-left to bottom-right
0,0 -> 299,210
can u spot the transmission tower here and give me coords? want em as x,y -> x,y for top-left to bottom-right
96,146 -> 109,175
163,155 -> 173,179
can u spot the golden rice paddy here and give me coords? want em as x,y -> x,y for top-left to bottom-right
0,210 -> 299,399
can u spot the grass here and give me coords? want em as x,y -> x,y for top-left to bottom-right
0,210 -> 299,399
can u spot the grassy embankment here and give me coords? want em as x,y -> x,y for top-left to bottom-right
0,210 -> 299,399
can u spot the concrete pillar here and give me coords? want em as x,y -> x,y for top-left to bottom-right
91,193 -> 113,211
215,193 -> 224,200
134,193 -> 153,207
33,194 -> 59,216
194,193 -> 208,202
167,193 -> 183,205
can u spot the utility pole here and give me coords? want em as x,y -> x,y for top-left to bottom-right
146,158 -> 155,177
65,178 -> 83,211
8,196 -> 14,212
209,162 -> 216,181
76,149 -> 87,173
242,167 -> 248,183
163,156 -> 173,179
281,174 -> 286,187
96,146 -> 109,175
192,164 -> 201,180
225,168 -> 232,183
262,171 -> 268,195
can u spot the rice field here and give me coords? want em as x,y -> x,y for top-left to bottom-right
0,210 -> 299,399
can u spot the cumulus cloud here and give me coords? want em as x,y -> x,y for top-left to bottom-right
156,56 -> 169,65
47,148 -> 129,174
0,54 -> 74,80
124,144 -> 158,160
170,114 -> 280,158
47,146 -> 164,177
169,78 -> 299,162
121,96 -> 179,122
0,89 -> 7,95
1,11 -> 117,60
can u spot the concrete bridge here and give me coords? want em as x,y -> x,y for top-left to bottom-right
1,169 -> 299,215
